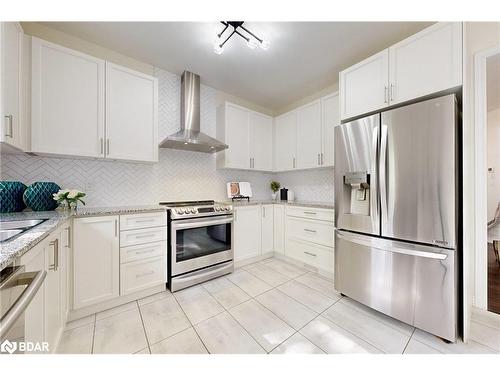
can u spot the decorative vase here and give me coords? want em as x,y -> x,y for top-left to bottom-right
23,182 -> 61,211
272,192 -> 278,201
0,181 -> 27,213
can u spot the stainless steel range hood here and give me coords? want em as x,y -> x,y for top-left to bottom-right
159,71 -> 228,153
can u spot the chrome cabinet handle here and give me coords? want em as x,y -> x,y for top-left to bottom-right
66,227 -> 71,248
317,153 -> 320,165
135,248 -> 155,255
303,211 -> 317,215
390,84 -> 395,102
100,138 -> 104,155
136,270 -> 155,278
263,206 -> 266,218
303,228 -> 317,233
115,219 -> 118,237
320,153 -> 324,165
304,251 -> 317,257
49,239 -> 59,271
134,233 -> 156,239
107,139 -> 110,155
4,115 -> 13,137
292,157 -> 296,169
384,86 -> 388,104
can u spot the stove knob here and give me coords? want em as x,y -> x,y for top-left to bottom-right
176,209 -> 184,215
190,208 -> 196,214
225,206 -> 230,211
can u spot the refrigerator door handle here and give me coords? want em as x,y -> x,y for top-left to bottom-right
371,125 -> 379,230
379,124 -> 389,226
335,230 -> 448,260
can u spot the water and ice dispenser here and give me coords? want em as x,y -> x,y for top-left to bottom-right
343,171 -> 370,216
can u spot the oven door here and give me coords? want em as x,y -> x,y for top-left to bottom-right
171,215 -> 233,276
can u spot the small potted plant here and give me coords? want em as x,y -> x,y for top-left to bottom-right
53,189 -> 86,211
270,181 -> 280,201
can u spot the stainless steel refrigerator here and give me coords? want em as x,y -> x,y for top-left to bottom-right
334,94 -> 459,342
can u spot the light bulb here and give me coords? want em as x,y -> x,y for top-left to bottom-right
247,38 -> 258,49
214,43 -> 224,55
260,39 -> 270,50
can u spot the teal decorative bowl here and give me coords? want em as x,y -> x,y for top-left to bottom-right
0,181 -> 27,213
23,182 -> 61,211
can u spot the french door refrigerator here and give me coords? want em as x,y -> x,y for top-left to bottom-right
334,94 -> 459,342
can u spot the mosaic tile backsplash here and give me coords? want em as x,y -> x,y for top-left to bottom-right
0,68 -> 333,207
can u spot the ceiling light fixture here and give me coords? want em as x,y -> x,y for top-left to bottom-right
214,21 -> 270,55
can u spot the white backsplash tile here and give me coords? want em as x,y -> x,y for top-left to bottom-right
0,67 -> 333,207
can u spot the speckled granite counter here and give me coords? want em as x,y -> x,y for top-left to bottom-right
225,199 -> 334,210
0,205 -> 167,271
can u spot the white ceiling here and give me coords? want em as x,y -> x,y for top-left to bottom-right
42,22 -> 432,111
487,53 -> 500,112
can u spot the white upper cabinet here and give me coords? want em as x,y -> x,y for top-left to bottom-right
296,100 -> 322,169
31,37 -> 105,157
1,22 -> 25,150
217,102 -> 272,171
274,111 -> 297,171
31,37 -> 158,162
388,22 -> 462,105
340,49 -> 389,121
321,93 -> 339,167
340,22 -> 462,121
105,62 -> 158,162
249,112 -> 273,171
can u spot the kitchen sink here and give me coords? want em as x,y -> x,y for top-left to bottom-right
0,218 -> 48,243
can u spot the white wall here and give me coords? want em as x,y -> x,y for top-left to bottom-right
487,107 -> 500,221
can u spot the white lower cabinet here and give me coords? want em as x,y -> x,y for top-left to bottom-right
120,256 -> 165,296
234,206 -> 262,261
285,237 -> 333,273
20,223 -> 70,353
73,216 -> 120,309
273,205 -> 285,255
261,204 -> 274,254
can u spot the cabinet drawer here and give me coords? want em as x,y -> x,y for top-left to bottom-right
287,217 -> 334,247
120,212 -> 166,231
120,227 -> 166,247
286,238 -> 333,272
120,241 -> 166,264
120,256 -> 165,296
286,206 -> 334,222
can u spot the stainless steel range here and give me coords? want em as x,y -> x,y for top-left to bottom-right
159,200 -> 233,292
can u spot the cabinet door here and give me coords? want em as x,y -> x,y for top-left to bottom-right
105,62 -> 158,162
274,111 -> 297,171
234,206 -> 261,261
224,104 -> 250,169
261,204 -> 274,254
31,37 -> 105,157
249,112 -> 273,171
296,101 -> 322,169
1,22 -> 23,149
273,205 -> 285,255
321,93 -> 339,167
58,224 -> 71,325
21,243 -> 46,351
45,235 -> 62,351
340,49 -> 389,120
389,22 -> 462,105
73,216 -> 119,309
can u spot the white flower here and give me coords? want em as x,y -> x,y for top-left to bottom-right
67,190 -> 82,199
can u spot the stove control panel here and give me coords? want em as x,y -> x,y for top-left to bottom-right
170,204 -> 233,219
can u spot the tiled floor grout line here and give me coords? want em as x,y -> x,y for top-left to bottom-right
136,300 -> 152,353
401,328 -> 416,354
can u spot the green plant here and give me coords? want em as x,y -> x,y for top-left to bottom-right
270,181 -> 280,193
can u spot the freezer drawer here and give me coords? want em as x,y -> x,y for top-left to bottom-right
335,230 -> 456,342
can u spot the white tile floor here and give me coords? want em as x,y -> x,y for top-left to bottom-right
57,257 -> 500,354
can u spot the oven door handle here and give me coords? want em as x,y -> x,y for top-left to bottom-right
0,269 -> 46,338
172,217 -> 233,230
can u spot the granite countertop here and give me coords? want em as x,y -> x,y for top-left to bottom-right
0,205 -> 167,271
225,199 -> 334,210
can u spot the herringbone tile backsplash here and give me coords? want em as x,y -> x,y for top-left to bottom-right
0,68 -> 333,207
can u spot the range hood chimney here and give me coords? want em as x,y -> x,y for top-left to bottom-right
159,71 -> 228,153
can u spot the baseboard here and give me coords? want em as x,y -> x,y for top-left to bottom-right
274,252 -> 334,280
234,253 -> 273,269
67,284 -> 166,322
